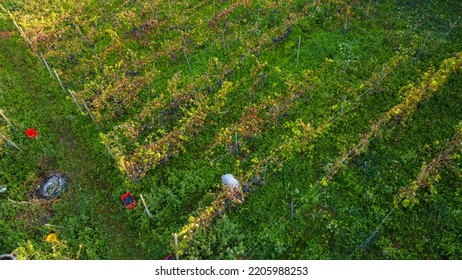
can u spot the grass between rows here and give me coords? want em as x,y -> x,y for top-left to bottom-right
0,21 -> 149,259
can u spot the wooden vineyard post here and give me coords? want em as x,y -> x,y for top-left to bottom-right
0,110 -> 15,130
310,0 -> 317,16
174,233 -> 179,260
44,223 -> 67,230
183,49 -> 192,72
82,100 -> 97,126
3,8 -> 40,61
39,54 -> 53,78
68,89 -> 84,114
235,130 -> 239,155
140,194 -> 152,218
102,141 -> 116,160
345,41 -> 353,72
52,68 -> 83,113
263,161 -> 268,180
0,133 -> 20,150
415,31 -> 431,63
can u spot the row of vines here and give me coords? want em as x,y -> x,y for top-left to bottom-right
1,0 -> 461,259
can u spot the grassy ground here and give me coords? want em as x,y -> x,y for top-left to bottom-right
0,20 -> 147,259
1,0 -> 461,260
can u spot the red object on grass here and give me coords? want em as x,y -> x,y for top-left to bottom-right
121,192 -> 137,210
25,128 -> 39,138
163,254 -> 174,260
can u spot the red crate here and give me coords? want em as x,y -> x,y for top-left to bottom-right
163,254 -> 174,260
121,192 -> 137,210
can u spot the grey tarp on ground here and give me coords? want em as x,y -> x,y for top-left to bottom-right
221,174 -> 239,190
37,173 -> 68,199
0,254 -> 16,260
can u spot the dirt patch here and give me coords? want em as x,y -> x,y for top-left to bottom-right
0,31 -> 11,39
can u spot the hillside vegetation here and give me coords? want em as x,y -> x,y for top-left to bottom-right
0,0 -> 461,259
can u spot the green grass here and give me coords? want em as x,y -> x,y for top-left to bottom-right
1,0 -> 461,260
0,22 -> 145,259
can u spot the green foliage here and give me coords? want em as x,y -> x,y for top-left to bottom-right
1,0 -> 461,260
182,216 -> 246,260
